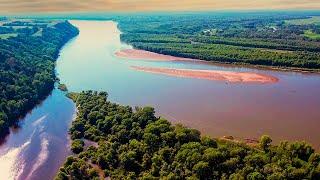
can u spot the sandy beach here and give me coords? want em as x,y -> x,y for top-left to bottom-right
131,66 -> 279,83
115,49 -> 198,61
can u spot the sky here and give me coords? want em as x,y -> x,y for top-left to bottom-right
0,0 -> 320,13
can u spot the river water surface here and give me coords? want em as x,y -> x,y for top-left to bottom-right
1,20 -> 320,180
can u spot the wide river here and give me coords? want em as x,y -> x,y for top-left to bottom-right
1,20 -> 320,180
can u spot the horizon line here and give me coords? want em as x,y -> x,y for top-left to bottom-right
1,9 -> 320,16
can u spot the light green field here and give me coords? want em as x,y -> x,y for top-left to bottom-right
0,33 -> 18,39
304,30 -> 320,40
285,16 -> 320,25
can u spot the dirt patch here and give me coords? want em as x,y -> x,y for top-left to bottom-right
131,66 -> 279,84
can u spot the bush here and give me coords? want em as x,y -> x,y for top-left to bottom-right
71,139 -> 84,154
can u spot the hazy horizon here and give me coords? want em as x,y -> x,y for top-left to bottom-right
0,0 -> 320,14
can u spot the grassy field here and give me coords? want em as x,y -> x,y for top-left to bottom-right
0,33 -> 17,39
285,16 -> 320,25
304,30 -> 320,40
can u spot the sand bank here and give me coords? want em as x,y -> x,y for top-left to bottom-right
131,66 -> 279,84
115,49 -> 198,61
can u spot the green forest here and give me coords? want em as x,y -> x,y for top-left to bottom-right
117,14 -> 320,70
0,20 -> 78,138
56,91 -> 320,180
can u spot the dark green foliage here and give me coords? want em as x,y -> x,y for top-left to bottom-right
71,139 -> 85,154
0,20 -> 78,138
118,14 -> 320,69
58,84 -> 68,92
193,161 -> 210,178
57,91 -> 320,179
55,156 -> 100,180
260,135 -> 272,152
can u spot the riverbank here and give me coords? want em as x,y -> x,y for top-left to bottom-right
116,49 -> 320,73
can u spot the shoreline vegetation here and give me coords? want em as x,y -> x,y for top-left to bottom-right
58,83 -> 68,92
116,42 -> 320,73
56,91 -> 320,179
116,49 -> 320,74
0,20 -> 79,139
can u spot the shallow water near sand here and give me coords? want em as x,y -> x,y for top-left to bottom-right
1,20 -> 320,179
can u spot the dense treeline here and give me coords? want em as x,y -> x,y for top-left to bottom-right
56,91 -> 320,179
118,13 -> 320,69
0,20 -> 78,138
129,42 -> 320,69
117,12 -> 317,36
122,34 -> 320,52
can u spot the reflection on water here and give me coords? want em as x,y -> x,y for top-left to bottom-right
0,140 -> 30,179
0,90 -> 76,180
1,20 -> 320,180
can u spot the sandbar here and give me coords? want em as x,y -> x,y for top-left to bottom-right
115,49 -> 198,62
131,66 -> 279,84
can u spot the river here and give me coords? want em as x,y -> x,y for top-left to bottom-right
1,20 -> 320,180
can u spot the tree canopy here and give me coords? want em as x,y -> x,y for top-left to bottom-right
56,91 -> 320,179
0,20 -> 78,138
